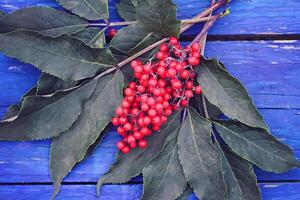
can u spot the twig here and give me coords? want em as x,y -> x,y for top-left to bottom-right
90,17 -> 211,27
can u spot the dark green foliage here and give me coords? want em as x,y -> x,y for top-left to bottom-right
0,7 -> 86,37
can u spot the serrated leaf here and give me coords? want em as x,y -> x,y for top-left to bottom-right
142,126 -> 186,200
56,0 -> 109,20
97,109 -> 182,194
216,141 -> 261,200
136,0 -> 181,37
0,7 -> 87,37
50,71 -> 124,199
178,107 -> 227,200
214,120 -> 300,173
2,105 -> 21,120
131,0 -> 137,7
196,58 -> 269,131
2,85 -> 38,120
0,80 -> 97,141
0,30 -> 117,81
176,185 -> 193,200
110,24 -> 160,55
37,73 -> 77,95
72,27 -> 106,48
116,0 -> 136,21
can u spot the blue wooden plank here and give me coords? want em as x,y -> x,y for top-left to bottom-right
0,108 -> 300,183
0,183 -> 299,200
0,0 -> 299,35
0,40 -> 300,183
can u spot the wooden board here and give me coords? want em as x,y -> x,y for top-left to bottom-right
0,183 -> 299,200
0,0 -> 300,35
0,0 -> 300,199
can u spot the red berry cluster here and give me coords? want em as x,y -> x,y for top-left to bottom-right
112,37 -> 202,154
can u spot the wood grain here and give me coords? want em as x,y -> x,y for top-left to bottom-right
0,0 -> 299,35
0,183 -> 299,200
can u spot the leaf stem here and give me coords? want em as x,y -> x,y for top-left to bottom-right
90,17 -> 211,27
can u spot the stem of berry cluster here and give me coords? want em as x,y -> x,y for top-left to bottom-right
94,0 -> 230,80
91,17 -> 211,27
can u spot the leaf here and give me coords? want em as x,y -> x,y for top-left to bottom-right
97,109 -> 182,195
0,30 -> 117,81
56,0 -> 109,20
0,7 -> 87,37
178,107 -> 227,200
116,0 -> 136,21
0,10 -> 5,18
110,24 -> 160,55
131,0 -> 137,7
136,0 -> 181,37
50,70 -> 124,199
37,73 -> 77,95
196,58 -> 269,131
142,126 -> 186,200
214,120 -> 300,173
0,80 -> 97,141
72,27 -> 106,48
216,141 -> 261,200
176,185 -> 193,200
2,105 -> 21,120
195,94 -> 222,120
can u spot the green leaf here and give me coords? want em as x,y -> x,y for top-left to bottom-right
116,0 -> 136,21
110,24 -> 160,55
56,0 -> 109,20
142,126 -> 186,200
0,80 -> 97,141
178,107 -> 227,200
72,27 -> 106,48
214,120 -> 300,173
0,7 -> 87,37
217,142 -> 261,200
195,94 -> 222,120
2,105 -> 21,120
136,0 -> 181,37
0,30 -> 117,81
131,0 -> 137,7
50,71 -> 124,199
37,73 -> 77,95
176,185 -> 193,200
196,58 -> 269,131
0,10 -> 5,18
97,109 -> 182,195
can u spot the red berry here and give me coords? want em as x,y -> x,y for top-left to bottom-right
124,122 -> 133,131
153,88 -> 161,96
180,70 -> 189,79
108,28 -> 117,38
172,81 -> 182,89
121,146 -> 130,154
112,117 -> 119,126
119,116 -> 127,124
188,56 -> 200,66
156,51 -> 166,60
134,65 -> 143,73
122,100 -> 131,108
143,116 -> 151,125
129,82 -> 136,89
137,85 -> 146,93
133,131 -> 144,140
194,85 -> 202,94
141,103 -> 150,111
140,127 -> 151,136
152,125 -> 160,131
138,140 -> 148,148
184,90 -> 194,98
169,37 -> 178,45
129,141 -> 137,149
167,68 -> 177,78
147,97 -> 156,106
148,109 -> 157,117
148,79 -> 157,87
160,44 -> 169,52
117,126 -> 126,135
117,141 -> 126,150
124,88 -> 134,96
127,135 -> 136,144
164,108 -> 173,116
185,81 -> 193,89
191,43 -> 200,52
152,116 -> 162,125
180,99 -> 188,107
157,67 -> 167,78
115,107 -> 124,116
155,103 -> 164,112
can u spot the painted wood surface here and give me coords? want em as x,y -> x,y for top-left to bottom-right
0,183 -> 300,200
0,0 -> 300,199
0,0 -> 300,35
